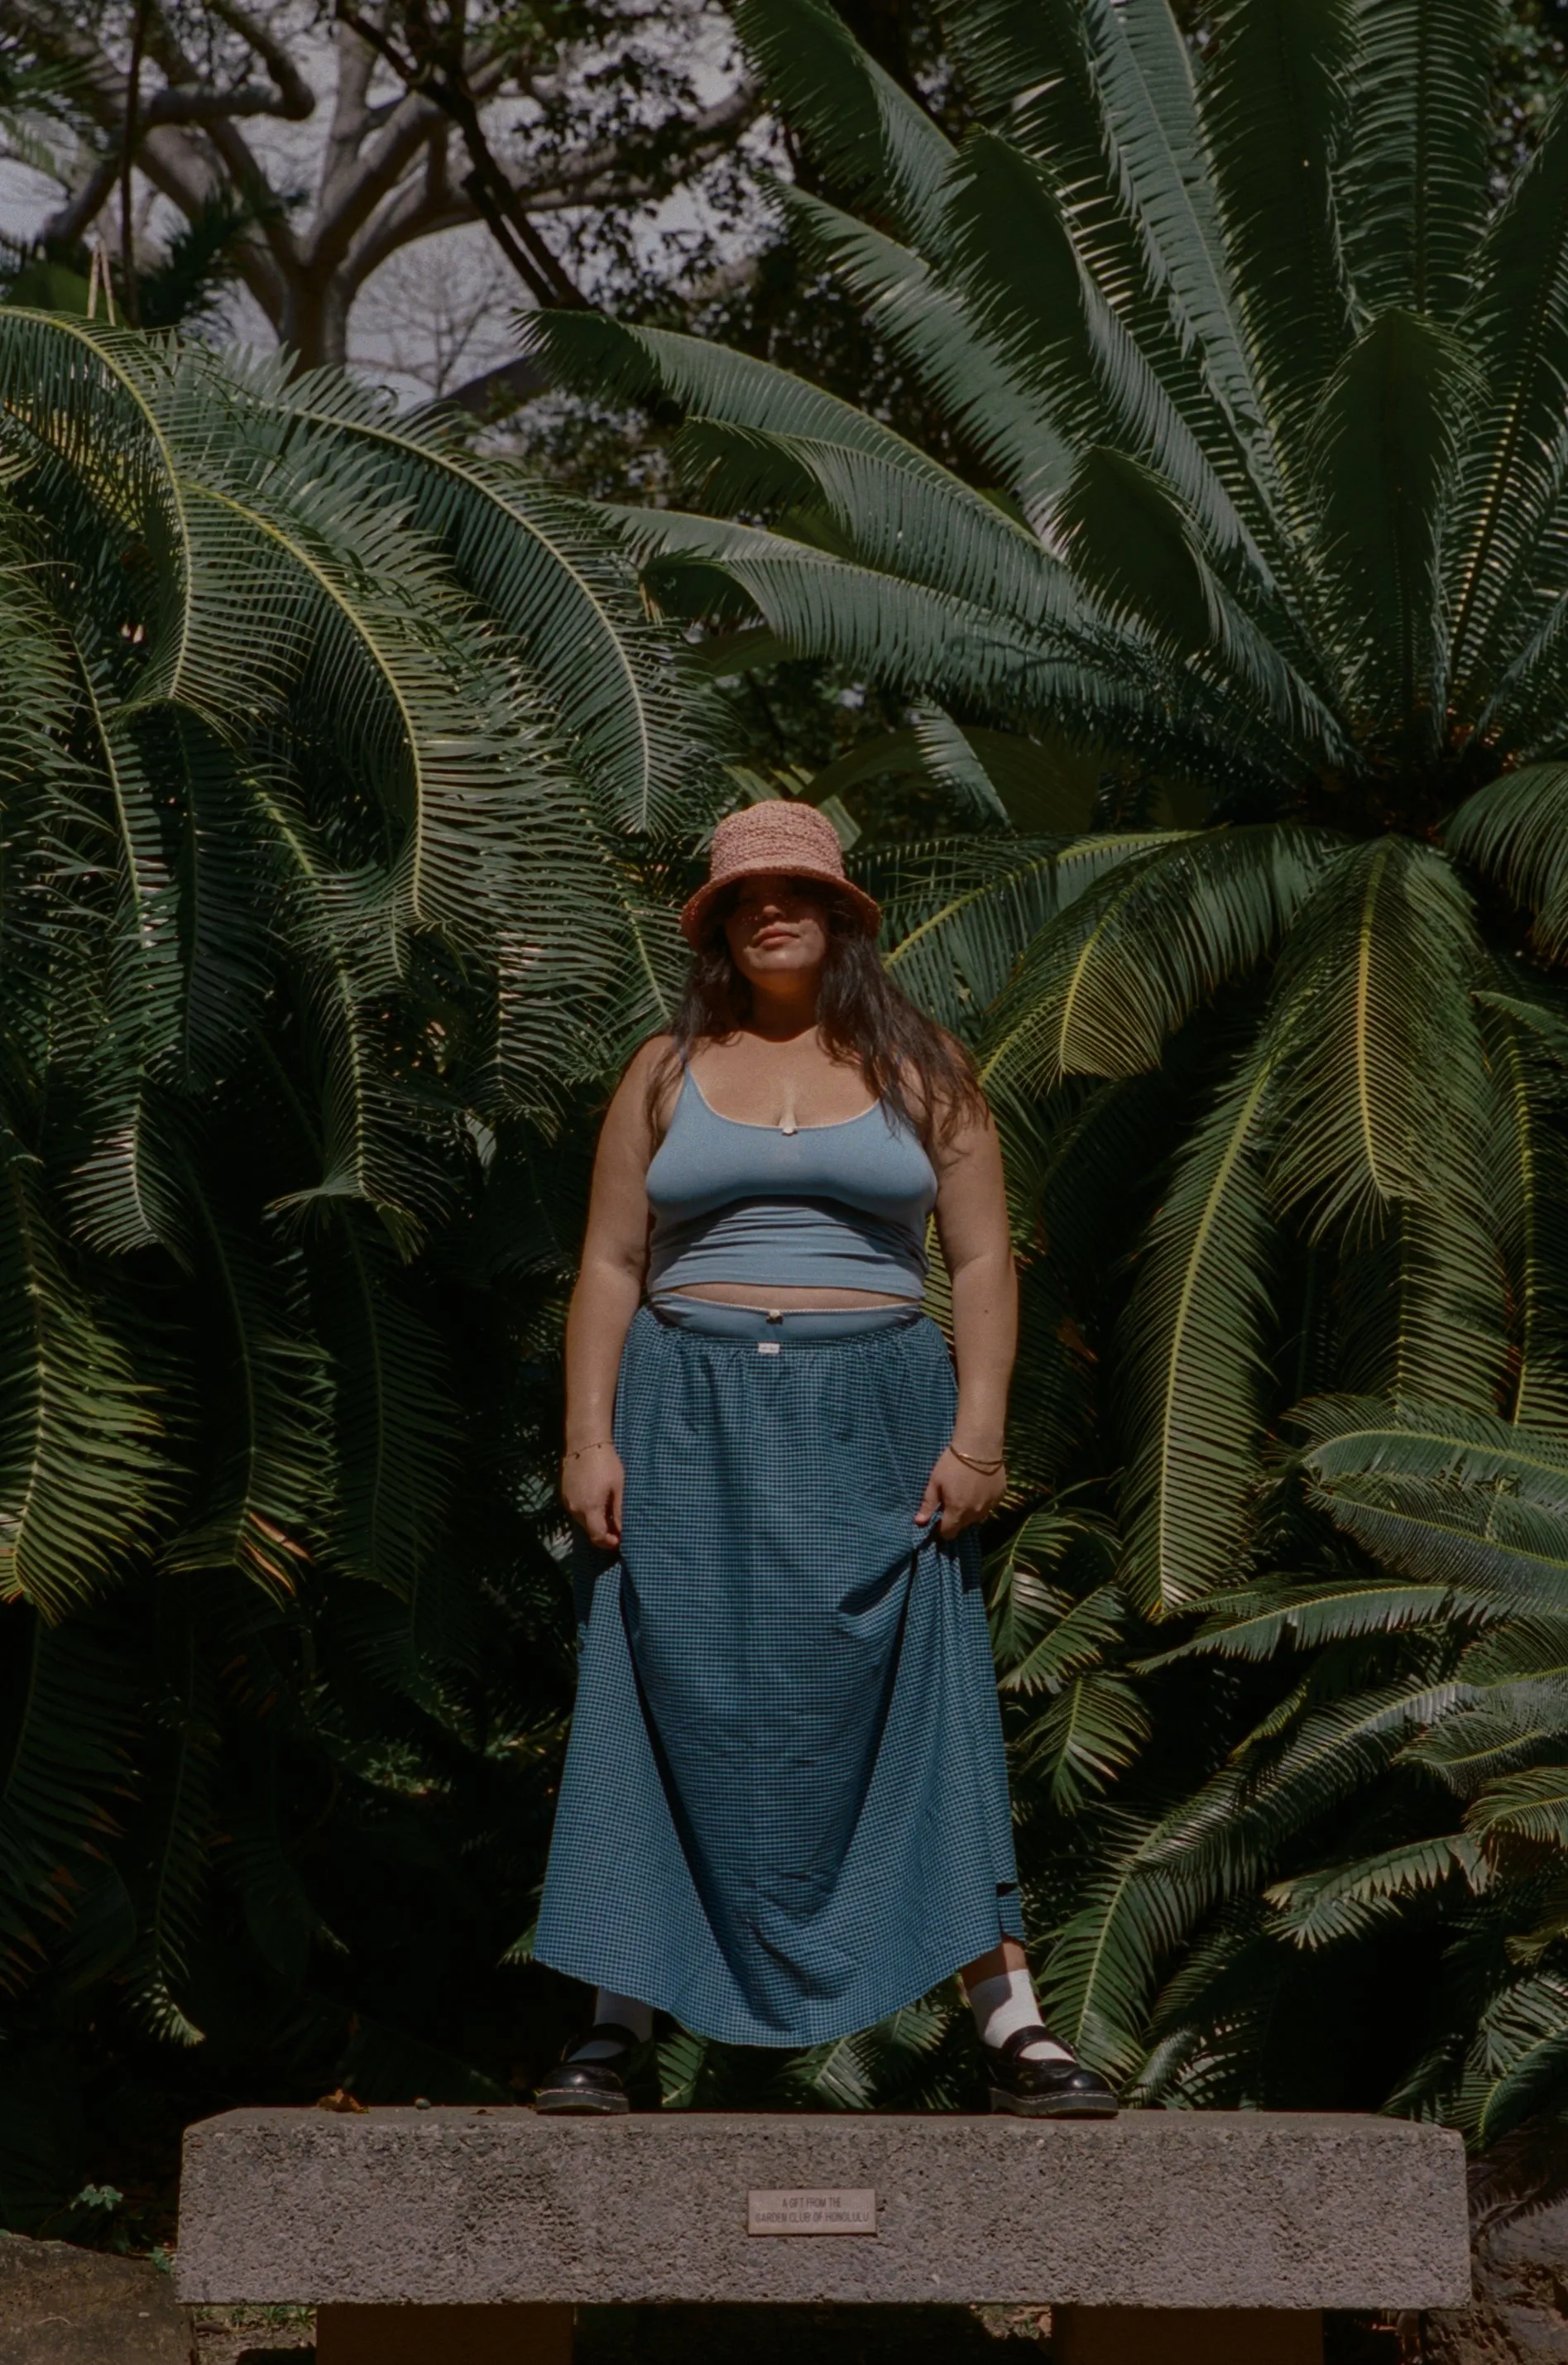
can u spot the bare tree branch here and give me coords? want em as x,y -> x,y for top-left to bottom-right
119,0 -> 150,322
2,0 -> 313,126
41,148 -> 118,246
335,0 -> 587,306
204,0 -> 315,118
506,80 -> 758,213
0,0 -> 761,372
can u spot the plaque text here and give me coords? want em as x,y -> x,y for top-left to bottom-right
747,2187 -> 878,2236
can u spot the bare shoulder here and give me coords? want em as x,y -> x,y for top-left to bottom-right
904,1033 -> 992,1159
607,1033 -> 681,1137
621,1032 -> 676,1087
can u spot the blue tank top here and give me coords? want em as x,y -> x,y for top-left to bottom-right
645,1067 -> 938,1299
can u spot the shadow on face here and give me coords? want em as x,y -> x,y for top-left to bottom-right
722,872 -> 835,985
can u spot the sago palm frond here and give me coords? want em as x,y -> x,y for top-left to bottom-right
1264,837 -> 1488,1240
1116,1041 -> 1278,1614
0,1130 -> 169,1620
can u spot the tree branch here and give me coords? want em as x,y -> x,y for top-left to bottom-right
335,0 -> 587,307
41,151 -> 119,249
205,0 -> 316,120
322,9 -> 380,213
0,0 -> 314,127
119,0 -> 150,322
342,164 -> 473,293
4,0 -> 759,371
506,82 -> 760,213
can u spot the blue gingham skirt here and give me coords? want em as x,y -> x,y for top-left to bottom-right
534,1303 -> 1023,2047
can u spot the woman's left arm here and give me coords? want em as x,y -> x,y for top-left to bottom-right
916,1100 -> 1018,1539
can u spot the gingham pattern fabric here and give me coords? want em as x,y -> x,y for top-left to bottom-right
535,1306 -> 1024,2048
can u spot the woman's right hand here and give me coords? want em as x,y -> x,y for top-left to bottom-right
562,1443 -> 625,1550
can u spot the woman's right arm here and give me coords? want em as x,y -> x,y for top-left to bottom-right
561,1039 -> 671,1549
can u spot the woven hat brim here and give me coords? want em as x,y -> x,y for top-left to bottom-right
679,862 -> 881,949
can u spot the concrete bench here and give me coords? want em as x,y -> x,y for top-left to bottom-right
176,2106 -> 1471,2365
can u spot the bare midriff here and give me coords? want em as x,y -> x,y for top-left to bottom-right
664,1280 -> 913,1310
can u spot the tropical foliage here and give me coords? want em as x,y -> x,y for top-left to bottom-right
0,306 -> 715,2229
18,0 -> 1568,2233
523,0 -> 1568,2144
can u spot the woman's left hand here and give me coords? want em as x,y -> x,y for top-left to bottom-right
917,1447 -> 1007,1539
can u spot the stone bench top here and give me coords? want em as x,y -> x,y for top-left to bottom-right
176,2108 -> 1471,2313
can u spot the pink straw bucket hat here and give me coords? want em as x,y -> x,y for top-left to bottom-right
679,801 -> 880,949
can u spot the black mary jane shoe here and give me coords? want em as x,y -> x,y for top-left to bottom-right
984,2025 -> 1119,2118
535,2022 -> 658,2116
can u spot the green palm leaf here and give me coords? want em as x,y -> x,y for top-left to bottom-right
1116,1040 -> 1278,1614
621,506 -> 1153,735
521,310 -> 946,484
241,362 -> 703,837
253,780 -> 444,1239
779,192 -> 1076,521
164,1182 -> 328,1604
1308,309 -> 1482,758
1153,1672 -> 1468,1883
1403,1696 -> 1568,1792
124,1607 -> 215,2046
1265,1832 -> 1484,1948
986,1508 -> 1120,1664
1296,1394 -> 1568,1504
0,1132 -> 168,1620
1446,764 -> 1568,961
1457,1972 -> 1568,2147
731,0 -> 956,252
1139,1576 -> 1493,1667
981,826 -> 1327,1093
1339,0 -> 1498,319
1480,995 -> 1568,1432
868,835 -> 1148,1043
1057,448 -> 1342,762
315,1212 -> 458,1603
801,722 -> 1091,836
1040,1814 -> 1219,2078
189,464 -> 533,947
672,418 -> 1080,630
1449,92 -> 1568,700
945,131 -> 1252,570
1081,0 -> 1259,436
1264,837 -> 1488,1239
1015,1672 -> 1151,1815
1465,1764 -> 1568,1851
1202,0 -> 1356,473
1306,1473 -> 1568,1605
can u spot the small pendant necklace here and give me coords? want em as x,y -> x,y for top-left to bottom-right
779,1095 -> 798,1136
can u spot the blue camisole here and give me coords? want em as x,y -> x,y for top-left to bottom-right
645,1067 -> 938,1299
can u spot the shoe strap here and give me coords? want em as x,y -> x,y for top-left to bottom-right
997,2022 -> 1071,2066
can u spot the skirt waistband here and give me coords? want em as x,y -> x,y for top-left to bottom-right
648,1293 -> 923,1342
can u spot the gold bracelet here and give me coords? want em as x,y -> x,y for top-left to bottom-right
562,1441 -> 614,1461
948,1444 -> 1006,1475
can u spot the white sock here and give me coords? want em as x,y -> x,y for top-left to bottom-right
967,1968 -> 1072,2063
570,1988 -> 655,2060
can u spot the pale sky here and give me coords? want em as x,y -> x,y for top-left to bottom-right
0,8 -> 766,403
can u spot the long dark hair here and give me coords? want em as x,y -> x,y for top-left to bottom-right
650,881 -> 985,1152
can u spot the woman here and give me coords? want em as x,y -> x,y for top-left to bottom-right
533,801 -> 1116,2119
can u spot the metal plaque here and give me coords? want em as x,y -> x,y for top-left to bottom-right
747,2187 -> 877,2236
